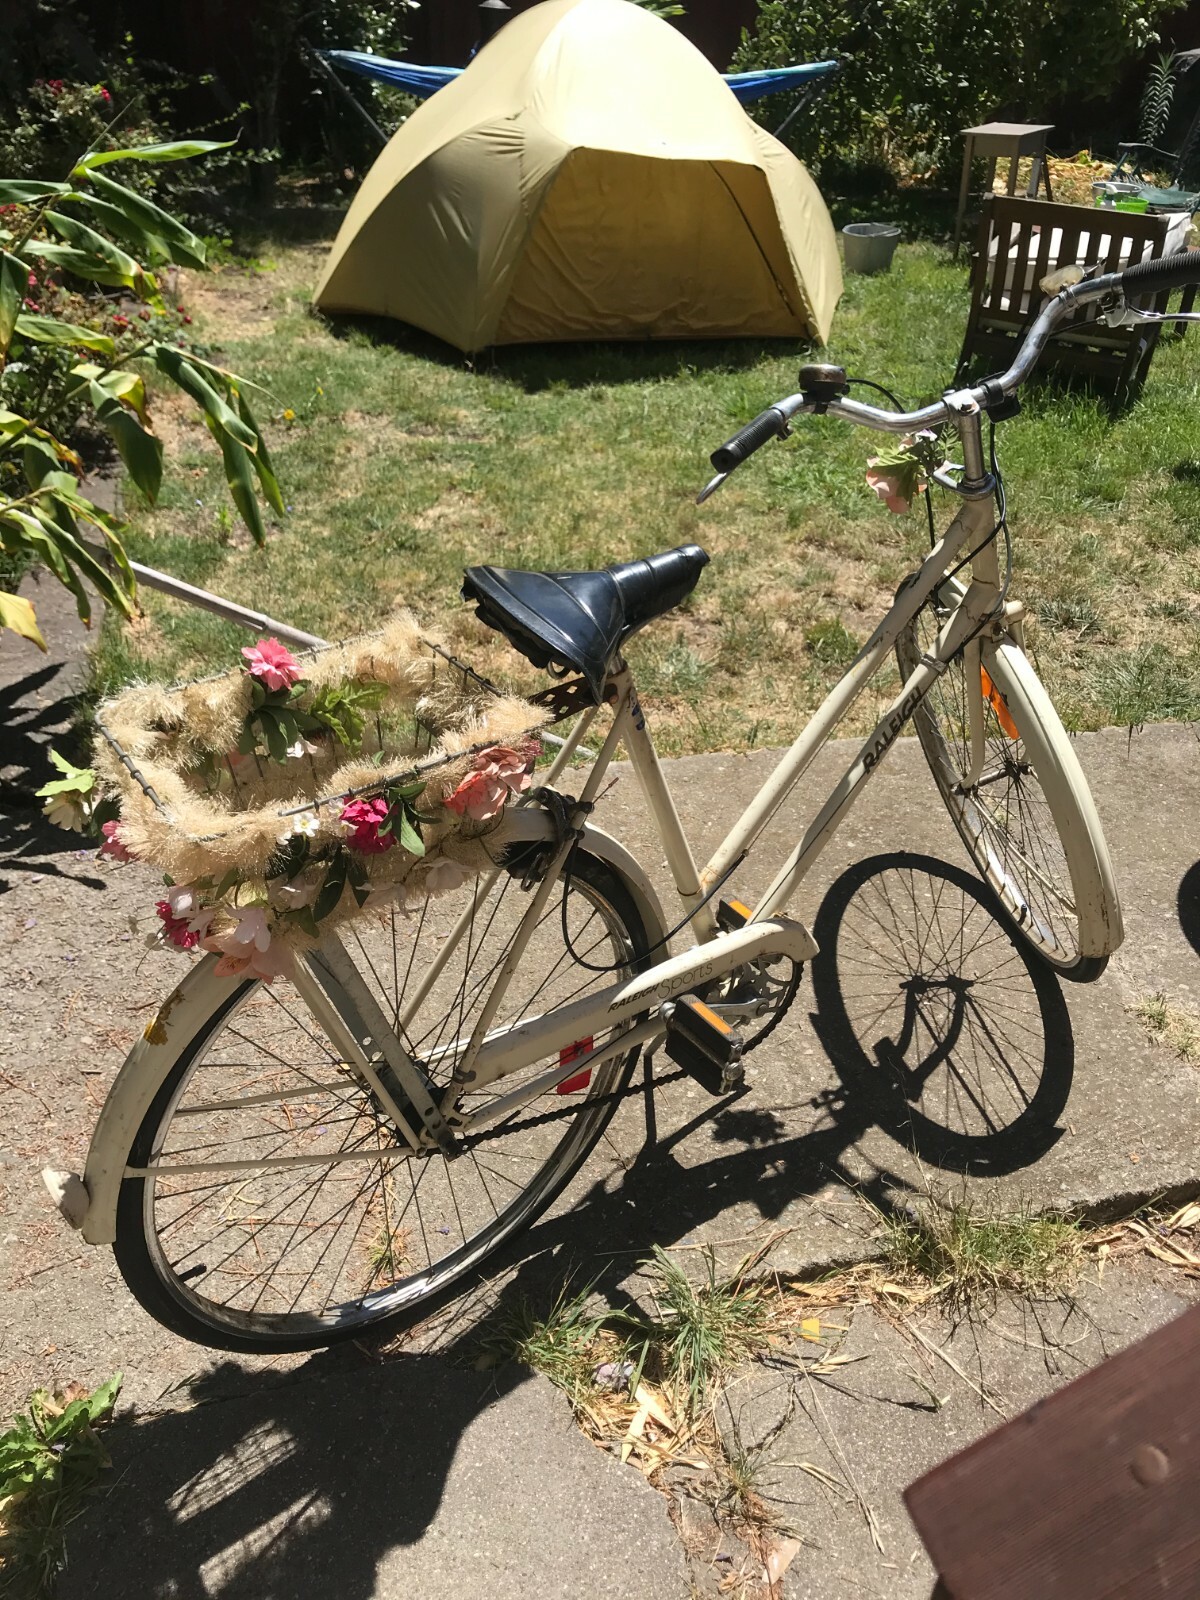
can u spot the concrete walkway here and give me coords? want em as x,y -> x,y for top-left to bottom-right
2,622 -> 1198,1597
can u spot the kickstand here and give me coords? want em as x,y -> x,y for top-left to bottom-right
641,1046 -> 658,1149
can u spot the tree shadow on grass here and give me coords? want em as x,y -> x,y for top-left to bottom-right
59,851 -> 1073,1599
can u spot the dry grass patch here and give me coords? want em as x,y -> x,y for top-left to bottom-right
1130,993 -> 1200,1065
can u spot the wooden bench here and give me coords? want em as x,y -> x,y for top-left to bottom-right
956,193 -> 1191,399
904,1301 -> 1200,1598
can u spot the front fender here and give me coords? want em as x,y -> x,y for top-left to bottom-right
74,812 -> 671,1247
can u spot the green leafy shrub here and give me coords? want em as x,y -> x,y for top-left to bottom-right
734,0 -> 1186,177
0,137 -> 283,648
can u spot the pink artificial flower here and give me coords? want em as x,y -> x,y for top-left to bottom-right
155,901 -> 205,949
340,795 -> 394,853
865,465 -> 915,515
202,905 -> 292,983
99,820 -> 135,862
423,856 -> 471,895
444,742 -> 538,823
241,637 -> 302,693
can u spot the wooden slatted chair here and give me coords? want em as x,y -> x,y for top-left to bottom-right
956,193 -> 1189,399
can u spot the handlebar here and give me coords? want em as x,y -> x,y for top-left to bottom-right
703,248 -> 1200,494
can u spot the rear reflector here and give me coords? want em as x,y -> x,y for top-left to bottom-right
556,1037 -> 594,1095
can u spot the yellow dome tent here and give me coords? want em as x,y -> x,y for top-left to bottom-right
313,0 -> 842,352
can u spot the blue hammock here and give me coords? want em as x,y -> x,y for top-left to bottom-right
322,50 -> 837,106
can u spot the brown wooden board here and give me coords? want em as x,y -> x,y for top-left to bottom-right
903,1302 -> 1200,1599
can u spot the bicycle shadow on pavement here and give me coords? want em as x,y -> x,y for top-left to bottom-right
60,852 -> 1075,1600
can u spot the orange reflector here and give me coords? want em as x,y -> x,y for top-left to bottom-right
726,899 -> 752,922
981,666 -> 1019,740
556,1037 -> 594,1095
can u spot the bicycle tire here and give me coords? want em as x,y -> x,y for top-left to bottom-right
112,850 -> 653,1352
897,595 -> 1122,981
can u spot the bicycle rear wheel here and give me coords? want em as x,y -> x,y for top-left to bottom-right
112,849 -> 653,1352
897,590 -> 1121,980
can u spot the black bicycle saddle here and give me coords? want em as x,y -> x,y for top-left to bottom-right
462,543 -> 710,703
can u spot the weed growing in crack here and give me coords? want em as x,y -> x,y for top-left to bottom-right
0,1375 -> 121,1599
880,1200 -> 1083,1308
1130,992 -> 1200,1065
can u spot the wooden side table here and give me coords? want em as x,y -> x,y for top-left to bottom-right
953,122 -> 1054,256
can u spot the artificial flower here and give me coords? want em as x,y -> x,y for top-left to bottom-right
98,820 -> 135,862
423,856 -> 471,896
43,793 -> 89,832
285,736 -> 322,759
241,636 -> 302,693
444,742 -> 539,823
202,905 -> 292,982
155,900 -> 209,950
865,465 -> 917,515
269,870 -> 322,911
340,795 -> 395,854
278,811 -> 321,843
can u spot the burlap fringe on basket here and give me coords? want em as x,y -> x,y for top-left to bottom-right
93,615 -> 551,969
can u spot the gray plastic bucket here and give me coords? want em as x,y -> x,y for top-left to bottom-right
842,222 -> 901,274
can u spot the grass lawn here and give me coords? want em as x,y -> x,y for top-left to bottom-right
92,232 -> 1200,755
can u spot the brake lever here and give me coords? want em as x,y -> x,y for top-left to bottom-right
696,470 -> 729,505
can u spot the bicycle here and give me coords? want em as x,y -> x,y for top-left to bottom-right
53,246 -> 1200,1352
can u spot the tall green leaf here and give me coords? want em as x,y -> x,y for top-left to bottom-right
0,180 -> 72,204
212,423 -> 267,545
72,140 -> 234,174
88,379 -> 163,503
42,212 -> 146,293
81,171 -> 208,271
72,364 -> 149,425
12,314 -> 115,357
69,192 -> 170,266
22,238 -> 148,293
235,389 -> 285,516
154,346 -> 257,447
0,250 -> 25,356
0,591 -> 46,649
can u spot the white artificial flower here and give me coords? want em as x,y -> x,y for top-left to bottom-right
270,870 -> 321,911
43,793 -> 89,831
229,903 -> 272,952
286,737 -> 322,759
278,812 -> 321,844
422,857 -> 471,897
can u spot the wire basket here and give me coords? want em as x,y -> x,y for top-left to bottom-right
91,617 -> 571,967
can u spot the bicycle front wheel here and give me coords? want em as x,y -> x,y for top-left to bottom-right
112,848 -> 653,1352
897,596 -> 1122,980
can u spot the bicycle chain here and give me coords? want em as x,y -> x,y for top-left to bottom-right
456,963 -> 804,1151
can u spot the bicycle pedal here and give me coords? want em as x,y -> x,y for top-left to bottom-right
716,897 -> 753,932
664,994 -> 745,1096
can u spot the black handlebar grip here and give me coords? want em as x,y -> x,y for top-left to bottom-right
1118,247 -> 1200,297
710,406 -> 787,474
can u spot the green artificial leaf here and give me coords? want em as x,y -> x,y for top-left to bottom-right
292,905 -> 321,940
72,140 -> 235,174
307,680 -> 388,747
81,171 -> 208,270
268,829 -> 310,883
344,852 -> 370,907
313,851 -> 348,922
0,590 -> 46,649
397,804 -> 425,858
35,748 -> 96,799
0,179 -> 72,204
212,867 -> 243,901
13,314 -> 115,357
0,249 -> 26,355
88,378 -> 162,502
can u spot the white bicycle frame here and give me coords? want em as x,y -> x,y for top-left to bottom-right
291,485 -> 1008,1151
